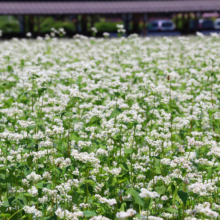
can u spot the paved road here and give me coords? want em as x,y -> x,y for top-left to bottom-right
109,30 -> 220,37
145,30 -> 220,37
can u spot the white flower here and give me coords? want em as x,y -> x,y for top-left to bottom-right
103,32 -> 110,37
139,188 -> 159,198
116,211 -> 129,219
26,32 -> 32,37
165,71 -> 180,81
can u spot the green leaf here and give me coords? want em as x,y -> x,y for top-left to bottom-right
171,183 -> 176,194
124,148 -> 133,154
126,188 -> 144,207
0,213 -> 11,218
60,111 -> 66,119
110,107 -> 121,118
174,178 -> 183,186
38,88 -> 47,97
119,163 -> 129,171
7,65 -> 13,72
177,190 -> 188,206
21,192 -> 34,197
155,186 -> 166,195
1,200 -> 10,207
155,166 -> 161,174
28,90 -> 38,97
83,211 -> 96,217
72,191 -> 79,205
36,120 -> 45,126
15,194 -> 27,208
165,207 -> 178,213
65,112 -> 73,117
119,202 -> 127,211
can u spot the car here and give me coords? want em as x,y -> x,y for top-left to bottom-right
148,20 -> 175,32
214,18 -> 220,29
198,19 -> 214,30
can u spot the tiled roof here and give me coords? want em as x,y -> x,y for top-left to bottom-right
0,1 -> 219,14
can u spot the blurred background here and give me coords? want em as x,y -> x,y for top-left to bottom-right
0,0 -> 220,38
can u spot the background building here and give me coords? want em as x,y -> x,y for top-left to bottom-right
0,0 -> 219,37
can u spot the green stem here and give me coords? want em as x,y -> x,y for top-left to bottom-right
169,81 -> 173,150
8,209 -> 23,220
86,169 -> 89,203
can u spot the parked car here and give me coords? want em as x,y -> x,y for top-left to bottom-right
198,19 -> 214,30
148,20 -> 175,32
214,18 -> 220,29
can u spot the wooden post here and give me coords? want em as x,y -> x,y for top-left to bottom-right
186,12 -> 190,34
15,15 -> 25,34
122,13 -> 130,36
194,12 -> 199,33
37,15 -> 40,36
76,15 -> 81,34
182,13 -> 187,34
27,15 -> 34,33
143,13 -> 147,36
132,13 -> 140,34
81,14 -> 87,35
175,13 -> 179,31
91,14 -> 95,28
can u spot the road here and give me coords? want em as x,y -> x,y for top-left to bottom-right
109,30 -> 220,37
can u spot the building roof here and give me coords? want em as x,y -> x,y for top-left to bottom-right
0,1 -> 219,14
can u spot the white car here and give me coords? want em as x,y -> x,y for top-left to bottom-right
148,20 -> 175,32
214,18 -> 220,29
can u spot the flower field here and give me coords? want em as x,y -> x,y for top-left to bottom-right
0,34 -> 220,220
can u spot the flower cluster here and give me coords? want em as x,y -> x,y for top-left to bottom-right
0,34 -> 219,220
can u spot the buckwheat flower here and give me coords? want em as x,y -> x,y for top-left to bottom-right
26,171 -> 42,182
116,211 -> 129,219
90,216 -> 110,220
27,186 -> 38,196
109,168 -> 122,176
196,32 -> 204,37
26,32 -> 32,37
165,71 -> 180,81
38,195 -> 48,203
116,24 -> 124,29
210,55 -> 215,61
195,203 -> 219,218
140,211 -> 150,218
148,216 -> 163,220
210,32 -> 219,37
55,207 -> 64,219
213,203 -> 220,210
23,205 -> 42,218
21,179 -> 30,187
161,195 -> 168,201
127,208 -> 136,216
47,206 -> 53,213
161,212 -> 172,219
79,203 -> 91,208
139,188 -> 159,198
96,148 -> 108,156
103,32 -> 110,38
107,199 -> 117,206
42,171 -> 52,180
184,218 -> 197,220
91,27 -> 97,33
72,168 -> 79,176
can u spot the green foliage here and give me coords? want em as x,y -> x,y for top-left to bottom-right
177,190 -> 188,206
40,17 -> 75,33
95,19 -> 121,32
0,16 -> 20,33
